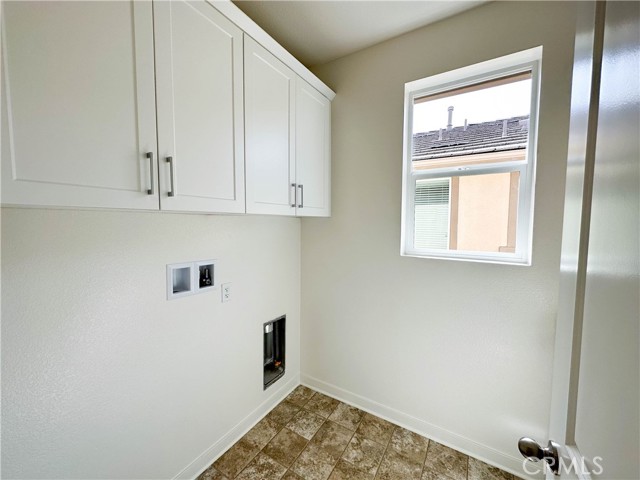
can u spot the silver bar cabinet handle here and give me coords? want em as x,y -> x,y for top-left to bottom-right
146,152 -> 154,195
291,183 -> 297,207
166,156 -> 175,197
298,184 -> 304,208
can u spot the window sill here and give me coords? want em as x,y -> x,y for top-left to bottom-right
400,249 -> 532,266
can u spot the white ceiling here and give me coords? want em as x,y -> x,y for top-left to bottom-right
233,1 -> 487,67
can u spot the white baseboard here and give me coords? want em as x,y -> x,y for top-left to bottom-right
301,374 -> 537,480
174,374 -> 300,480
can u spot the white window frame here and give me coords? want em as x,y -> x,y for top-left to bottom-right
401,47 -> 542,265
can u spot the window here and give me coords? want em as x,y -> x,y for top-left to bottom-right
401,47 -> 541,265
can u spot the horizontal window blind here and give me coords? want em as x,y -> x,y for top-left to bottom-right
414,178 -> 450,250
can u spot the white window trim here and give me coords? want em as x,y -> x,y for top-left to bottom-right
400,46 -> 542,265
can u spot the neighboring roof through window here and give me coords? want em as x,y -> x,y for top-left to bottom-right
412,114 -> 530,161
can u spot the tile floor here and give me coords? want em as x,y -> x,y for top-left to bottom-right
198,386 -> 519,480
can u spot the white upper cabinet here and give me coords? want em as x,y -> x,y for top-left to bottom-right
244,36 -> 296,216
295,79 -> 331,217
244,36 -> 332,217
154,0 -> 245,213
1,1 -> 159,210
1,1 -> 332,216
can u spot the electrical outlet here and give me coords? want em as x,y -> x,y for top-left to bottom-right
221,283 -> 231,303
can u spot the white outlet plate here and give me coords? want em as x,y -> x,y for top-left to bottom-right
221,283 -> 231,303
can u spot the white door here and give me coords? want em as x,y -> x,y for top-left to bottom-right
295,78 -> 331,217
244,35 -> 296,216
523,2 -> 639,478
154,0 -> 245,214
1,1 -> 158,210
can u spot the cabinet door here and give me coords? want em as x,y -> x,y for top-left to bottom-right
295,79 -> 331,217
1,1 -> 158,210
244,36 -> 296,215
154,0 -> 245,213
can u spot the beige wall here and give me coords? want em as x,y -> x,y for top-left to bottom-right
302,1 -> 576,475
1,209 -> 301,478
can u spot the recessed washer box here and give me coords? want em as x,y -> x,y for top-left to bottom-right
167,259 -> 217,300
195,260 -> 216,293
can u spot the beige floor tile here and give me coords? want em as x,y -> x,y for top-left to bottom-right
468,457 -> 515,480
304,393 -> 340,418
263,427 -> 309,467
236,452 -> 288,480
309,420 -> 354,464
282,471 -> 305,480
211,388 -> 516,480
422,465 -> 456,480
376,450 -> 423,480
356,413 -> 395,445
244,417 -> 283,450
329,459 -> 375,480
291,442 -> 336,480
198,464 -> 229,480
286,385 -> 317,408
213,438 -> 260,479
424,441 -> 467,480
287,409 -> 326,440
388,427 -> 430,464
267,400 -> 302,426
341,433 -> 386,475
328,402 -> 365,431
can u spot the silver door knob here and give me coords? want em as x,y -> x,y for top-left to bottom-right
518,437 -> 561,475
